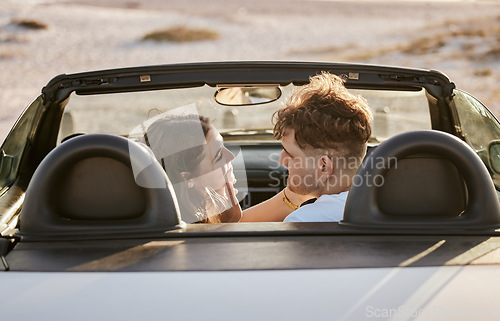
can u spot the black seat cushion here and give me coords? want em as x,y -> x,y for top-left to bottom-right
343,130 -> 500,229
377,155 -> 466,217
19,134 -> 182,240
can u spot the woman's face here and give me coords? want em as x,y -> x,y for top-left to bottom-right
191,124 -> 236,197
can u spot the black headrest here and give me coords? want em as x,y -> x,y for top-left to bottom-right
343,130 -> 500,230
19,134 -> 182,240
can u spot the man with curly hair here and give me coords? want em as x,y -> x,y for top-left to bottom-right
241,71 -> 372,222
274,71 -> 372,222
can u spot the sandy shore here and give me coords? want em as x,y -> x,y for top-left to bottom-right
1,0 -> 500,141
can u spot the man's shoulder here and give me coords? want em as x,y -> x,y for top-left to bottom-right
315,191 -> 349,203
283,192 -> 348,222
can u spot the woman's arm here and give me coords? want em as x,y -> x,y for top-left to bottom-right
240,186 -> 313,222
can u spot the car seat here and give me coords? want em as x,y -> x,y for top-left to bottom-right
19,134 -> 182,240
343,130 -> 500,230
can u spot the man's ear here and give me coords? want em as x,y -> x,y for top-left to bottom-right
319,155 -> 334,177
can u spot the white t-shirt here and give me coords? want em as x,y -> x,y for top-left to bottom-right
283,191 -> 349,222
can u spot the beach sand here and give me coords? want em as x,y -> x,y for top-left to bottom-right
1,0 -> 500,141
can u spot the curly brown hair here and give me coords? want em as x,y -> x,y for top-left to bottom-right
273,72 -> 372,160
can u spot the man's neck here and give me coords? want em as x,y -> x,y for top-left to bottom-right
319,175 -> 351,196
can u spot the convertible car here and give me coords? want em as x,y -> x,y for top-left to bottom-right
1,62 -> 500,320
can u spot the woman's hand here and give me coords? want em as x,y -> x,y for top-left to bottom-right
217,182 -> 242,222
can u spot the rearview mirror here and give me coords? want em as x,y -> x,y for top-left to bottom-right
215,86 -> 281,106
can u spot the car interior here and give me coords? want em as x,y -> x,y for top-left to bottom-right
1,62 -> 500,271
